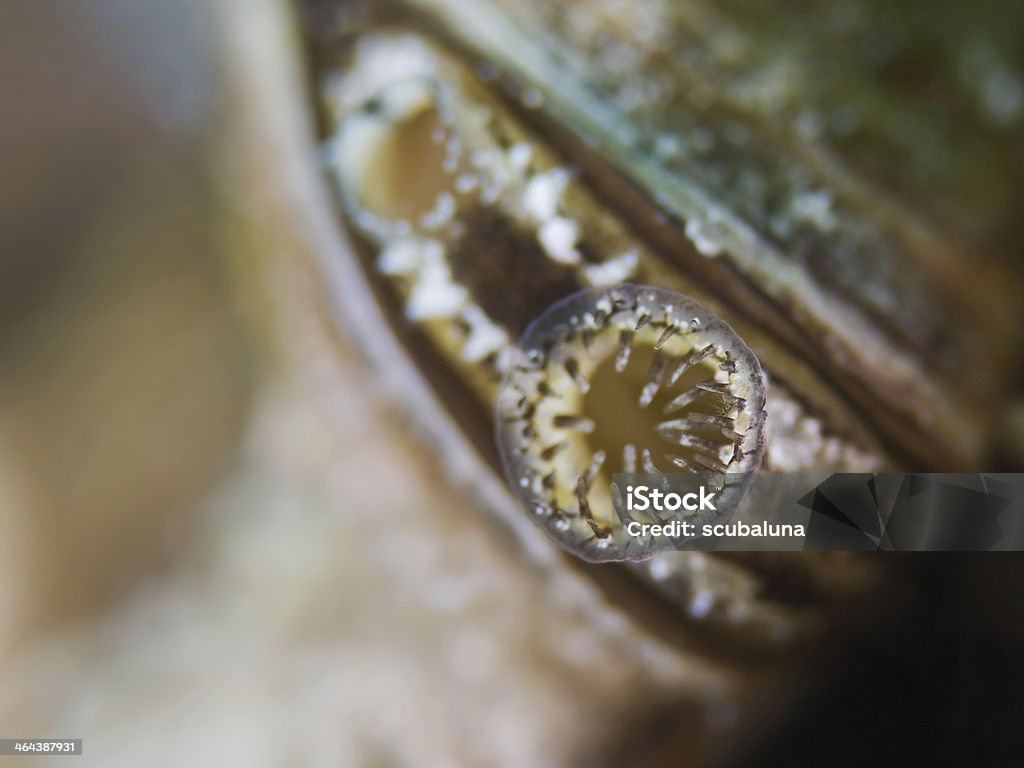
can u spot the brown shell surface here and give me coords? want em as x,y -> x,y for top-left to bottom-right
305,0 -> 1024,648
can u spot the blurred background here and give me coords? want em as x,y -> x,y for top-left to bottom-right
1,2 -> 1023,767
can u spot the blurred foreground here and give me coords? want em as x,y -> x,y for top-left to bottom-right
0,3 -> 716,766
